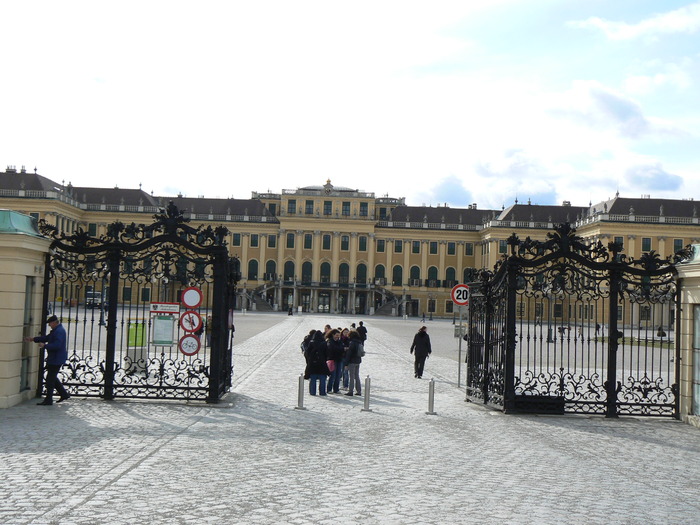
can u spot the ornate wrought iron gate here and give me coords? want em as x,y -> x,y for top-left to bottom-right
466,223 -> 688,418
38,203 -> 239,402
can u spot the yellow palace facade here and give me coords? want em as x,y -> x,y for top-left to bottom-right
2,166 -> 700,318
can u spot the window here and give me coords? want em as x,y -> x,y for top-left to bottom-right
614,236 -> 624,249
674,238 -> 684,253
360,202 -> 368,217
395,240 -> 403,253
88,223 -> 97,236
412,241 -> 421,254
305,200 -> 314,215
429,241 -> 438,255
342,201 -> 350,216
640,305 -> 651,322
248,260 -> 258,280
29,212 -> 39,221
379,207 -> 387,219
376,239 -> 385,252
232,233 -> 241,246
341,235 -> 349,251
465,243 -> 474,256
267,235 -> 276,248
122,287 -> 132,301
304,233 -> 312,250
642,237 -> 652,252
287,199 -> 296,214
445,301 -> 454,314
324,201 -> 332,215
499,240 -> 508,254
141,288 -> 151,302
359,236 -> 367,251
553,304 -> 563,318
617,305 -> 623,320
286,232 -> 295,249
428,299 -> 436,313
322,234 -> 331,250
268,203 -> 277,216
250,234 -> 259,248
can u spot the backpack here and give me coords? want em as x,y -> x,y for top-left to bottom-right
356,343 -> 365,358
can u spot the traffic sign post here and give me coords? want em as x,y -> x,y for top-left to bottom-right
451,284 -> 470,388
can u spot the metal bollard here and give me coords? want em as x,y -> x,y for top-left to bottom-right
426,378 -> 437,415
294,374 -> 307,410
361,375 -> 372,412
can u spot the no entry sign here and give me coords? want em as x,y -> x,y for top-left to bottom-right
451,284 -> 470,306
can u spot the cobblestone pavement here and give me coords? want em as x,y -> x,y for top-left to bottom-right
2,314 -> 700,525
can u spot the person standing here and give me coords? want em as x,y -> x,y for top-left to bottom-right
410,326 -> 431,379
356,321 -> 368,345
344,330 -> 363,396
25,315 -> 70,405
304,330 -> 329,396
325,329 -> 345,394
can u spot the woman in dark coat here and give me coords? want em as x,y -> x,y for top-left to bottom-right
410,326 -> 431,379
325,329 -> 345,394
305,330 -> 329,395
343,330 -> 363,396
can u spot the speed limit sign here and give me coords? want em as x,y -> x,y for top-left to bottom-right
451,284 -> 470,306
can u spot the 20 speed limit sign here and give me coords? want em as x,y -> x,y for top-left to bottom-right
451,284 -> 470,306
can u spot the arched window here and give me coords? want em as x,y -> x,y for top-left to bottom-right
354,263 -> 367,284
265,260 -> 276,280
374,264 -> 385,279
301,261 -> 312,283
392,265 -> 403,287
339,263 -> 350,284
428,266 -> 439,288
320,262 -> 331,283
445,267 -> 456,285
284,261 -> 295,281
409,265 -> 421,286
247,260 -> 258,280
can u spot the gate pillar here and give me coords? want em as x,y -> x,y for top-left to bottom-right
103,249 -> 121,401
605,268 -> 621,418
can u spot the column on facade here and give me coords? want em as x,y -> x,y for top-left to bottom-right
331,232 -> 340,282
349,233 -> 358,313
367,234 -> 376,280
385,238 -> 393,287
403,240 -> 411,287
259,233 -> 267,278
438,240 -> 447,284
420,239 -> 428,285
657,236 -> 666,258
312,230 -> 321,311
457,241 -> 464,283
276,229 -> 285,308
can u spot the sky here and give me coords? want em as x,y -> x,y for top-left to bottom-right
2,1 -> 699,210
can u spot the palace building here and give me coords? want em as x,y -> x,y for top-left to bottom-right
2,166 -> 700,317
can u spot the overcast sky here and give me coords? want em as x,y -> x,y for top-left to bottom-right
2,1 -> 699,209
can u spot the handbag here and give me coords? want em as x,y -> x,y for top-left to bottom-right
326,359 -> 336,372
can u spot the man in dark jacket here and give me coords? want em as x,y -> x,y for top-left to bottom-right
26,315 -> 70,405
356,321 -> 368,344
410,326 -> 431,379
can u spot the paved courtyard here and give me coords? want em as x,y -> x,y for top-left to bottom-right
2,313 -> 700,525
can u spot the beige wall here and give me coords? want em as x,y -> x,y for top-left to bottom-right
676,247 -> 700,427
0,234 -> 51,408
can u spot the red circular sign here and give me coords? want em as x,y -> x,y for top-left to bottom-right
179,334 -> 201,356
181,287 -> 203,309
451,284 -> 470,306
179,310 -> 203,333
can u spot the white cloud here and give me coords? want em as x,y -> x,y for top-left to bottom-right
570,2 -> 700,40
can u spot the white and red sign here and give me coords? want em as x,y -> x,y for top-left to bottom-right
181,286 -> 203,309
451,284 -> 470,306
179,334 -> 201,356
179,310 -> 203,333
150,302 -> 180,314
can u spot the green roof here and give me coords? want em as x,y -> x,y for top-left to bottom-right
0,209 -> 42,237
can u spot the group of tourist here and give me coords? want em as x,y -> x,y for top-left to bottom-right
302,321 -> 368,397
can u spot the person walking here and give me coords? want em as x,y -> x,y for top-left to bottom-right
344,330 -> 363,396
410,325 -> 431,379
304,330 -> 329,396
25,315 -> 70,405
325,329 -> 345,394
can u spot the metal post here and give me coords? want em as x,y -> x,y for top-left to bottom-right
295,374 -> 307,410
426,378 -> 437,415
457,305 -> 463,388
361,375 -> 372,412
